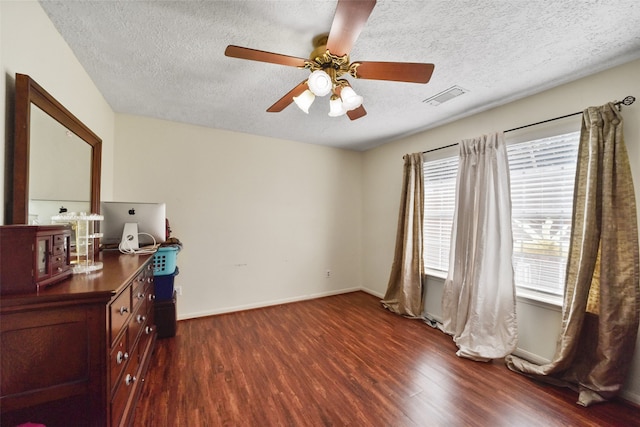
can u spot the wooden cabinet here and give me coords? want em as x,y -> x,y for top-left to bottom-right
0,251 -> 157,427
0,225 -> 72,295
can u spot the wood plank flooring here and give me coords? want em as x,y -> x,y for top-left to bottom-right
133,291 -> 639,426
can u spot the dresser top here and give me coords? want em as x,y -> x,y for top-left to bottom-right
0,251 -> 154,310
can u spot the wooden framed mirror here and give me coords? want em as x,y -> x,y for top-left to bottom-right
11,73 -> 101,224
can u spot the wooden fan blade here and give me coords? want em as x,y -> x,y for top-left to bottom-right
267,81 -> 309,112
225,45 -> 307,68
347,105 -> 367,120
326,0 -> 377,56
353,61 -> 435,83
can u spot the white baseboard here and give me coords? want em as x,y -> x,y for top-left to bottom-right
177,286 -> 362,321
620,389 -> 640,406
510,348 -> 552,366
360,288 -> 384,298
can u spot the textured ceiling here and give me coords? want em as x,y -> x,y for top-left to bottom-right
39,0 -> 640,151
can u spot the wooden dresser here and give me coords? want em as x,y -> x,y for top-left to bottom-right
0,251 -> 157,427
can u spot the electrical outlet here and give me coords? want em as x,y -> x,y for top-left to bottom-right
175,285 -> 183,296
326,270 -> 331,278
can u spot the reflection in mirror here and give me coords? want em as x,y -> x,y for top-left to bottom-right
28,200 -> 91,225
28,104 -> 92,224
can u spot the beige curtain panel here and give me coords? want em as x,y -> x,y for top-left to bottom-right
382,153 -> 424,318
440,132 -> 518,361
506,103 -> 640,406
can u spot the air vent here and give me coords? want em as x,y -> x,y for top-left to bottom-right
423,86 -> 468,106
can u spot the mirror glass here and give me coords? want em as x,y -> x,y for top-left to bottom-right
28,104 -> 92,224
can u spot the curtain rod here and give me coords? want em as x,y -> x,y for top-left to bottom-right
419,95 -> 636,155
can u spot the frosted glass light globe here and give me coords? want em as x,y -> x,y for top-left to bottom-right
293,89 -> 315,114
328,96 -> 347,117
340,86 -> 363,111
307,70 -> 332,97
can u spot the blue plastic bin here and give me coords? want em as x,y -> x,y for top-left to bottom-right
155,266 -> 178,301
153,246 -> 179,276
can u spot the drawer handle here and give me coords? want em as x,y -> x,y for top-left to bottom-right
147,277 -> 153,283
136,314 -> 146,323
125,374 -> 137,386
145,326 -> 154,335
119,306 -> 129,315
116,351 -> 129,364
148,294 -> 156,302
137,292 -> 145,300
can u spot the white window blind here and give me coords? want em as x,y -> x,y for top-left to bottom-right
507,131 -> 580,297
423,155 -> 458,273
422,130 -> 580,300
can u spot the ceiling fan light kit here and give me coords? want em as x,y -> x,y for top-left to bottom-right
225,0 -> 435,121
295,67 -> 364,116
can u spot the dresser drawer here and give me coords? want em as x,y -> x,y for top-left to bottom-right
50,244 -> 70,273
129,304 -> 148,349
109,286 -> 132,346
109,328 -> 129,396
51,241 -> 67,256
138,321 -> 155,370
52,233 -> 68,245
50,229 -> 71,275
132,276 -> 148,311
111,369 -> 137,427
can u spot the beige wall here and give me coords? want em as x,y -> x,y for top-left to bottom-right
114,114 -> 363,318
361,59 -> 640,403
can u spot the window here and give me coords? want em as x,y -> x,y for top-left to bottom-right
422,130 -> 580,301
423,155 -> 457,273
507,132 -> 580,298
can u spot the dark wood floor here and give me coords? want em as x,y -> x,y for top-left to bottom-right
134,291 -> 639,426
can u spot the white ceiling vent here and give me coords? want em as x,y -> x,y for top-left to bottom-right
423,86 -> 468,106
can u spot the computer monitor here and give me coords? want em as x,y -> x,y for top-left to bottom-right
100,201 -> 166,248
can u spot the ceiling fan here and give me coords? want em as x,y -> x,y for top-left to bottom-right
224,0 -> 435,120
